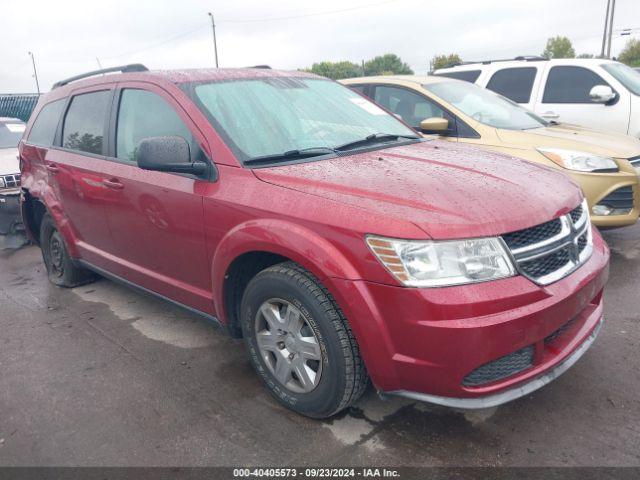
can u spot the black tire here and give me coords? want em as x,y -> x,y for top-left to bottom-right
240,261 -> 369,418
40,214 -> 96,288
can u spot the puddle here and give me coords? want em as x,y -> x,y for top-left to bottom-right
322,393 -> 414,449
323,413 -> 374,445
72,280 -> 219,349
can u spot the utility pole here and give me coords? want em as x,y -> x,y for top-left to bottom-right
361,59 -> 365,77
600,0 -> 611,58
207,12 -> 219,68
606,0 -> 616,58
28,51 -> 40,95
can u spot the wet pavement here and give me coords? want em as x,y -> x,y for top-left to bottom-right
0,225 -> 639,467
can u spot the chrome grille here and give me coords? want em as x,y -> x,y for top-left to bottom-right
1,174 -> 20,189
519,248 -> 570,278
501,201 -> 592,285
570,204 -> 583,223
502,218 -> 562,249
462,345 -> 534,386
577,232 -> 588,253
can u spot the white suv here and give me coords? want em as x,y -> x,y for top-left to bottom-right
0,117 -> 24,235
435,58 -> 640,138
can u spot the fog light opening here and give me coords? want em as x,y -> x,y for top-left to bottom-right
592,204 -> 612,216
593,204 -> 632,216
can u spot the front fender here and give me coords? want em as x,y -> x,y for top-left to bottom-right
211,218 -> 362,322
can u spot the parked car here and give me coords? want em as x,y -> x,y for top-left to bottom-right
0,117 -> 25,234
434,57 -> 640,138
20,65 -> 609,418
342,75 -> 640,228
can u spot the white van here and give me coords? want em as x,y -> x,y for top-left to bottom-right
435,58 -> 640,138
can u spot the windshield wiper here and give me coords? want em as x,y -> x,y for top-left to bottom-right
244,147 -> 337,165
334,133 -> 420,152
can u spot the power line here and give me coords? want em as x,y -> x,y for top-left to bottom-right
218,0 -> 400,23
101,23 -> 208,60
76,1 -> 404,65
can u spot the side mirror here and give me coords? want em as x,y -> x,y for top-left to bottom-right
136,136 -> 207,176
589,85 -> 617,104
420,117 -> 449,134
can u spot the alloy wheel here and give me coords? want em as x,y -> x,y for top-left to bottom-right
254,298 -> 322,393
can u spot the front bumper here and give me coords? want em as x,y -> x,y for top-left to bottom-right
0,189 -> 21,235
568,170 -> 639,228
328,229 -> 610,407
388,316 -> 603,409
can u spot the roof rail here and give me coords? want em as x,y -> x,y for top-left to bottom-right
52,64 -> 149,89
455,56 -> 549,67
514,55 -> 547,61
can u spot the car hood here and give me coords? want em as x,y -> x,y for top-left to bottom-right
497,124 -> 640,159
0,148 -> 19,176
253,140 -> 581,239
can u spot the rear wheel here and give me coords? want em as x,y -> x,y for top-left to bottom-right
240,262 -> 368,418
40,214 -> 96,287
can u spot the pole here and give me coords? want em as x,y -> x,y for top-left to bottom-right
28,51 -> 40,95
600,0 -> 611,58
361,59 -> 365,76
606,0 -> 616,58
208,12 -> 219,68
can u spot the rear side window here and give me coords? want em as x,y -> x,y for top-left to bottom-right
116,89 -> 195,162
373,85 -> 446,128
27,99 -> 65,146
486,67 -> 537,103
543,66 -> 610,103
435,70 -> 481,83
62,91 -> 111,155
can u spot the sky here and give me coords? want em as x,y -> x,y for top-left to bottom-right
1,0 -> 638,93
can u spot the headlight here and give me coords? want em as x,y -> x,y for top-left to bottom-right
366,236 -> 516,287
537,148 -> 618,172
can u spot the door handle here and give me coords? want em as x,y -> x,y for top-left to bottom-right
541,111 -> 559,119
45,163 -> 60,174
103,178 -> 124,190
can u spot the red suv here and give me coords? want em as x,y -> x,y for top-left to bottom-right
20,65 -> 609,418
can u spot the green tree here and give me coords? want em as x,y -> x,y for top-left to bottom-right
364,54 -> 413,76
431,53 -> 462,70
618,39 -> 640,67
307,61 -> 362,80
542,36 -> 576,59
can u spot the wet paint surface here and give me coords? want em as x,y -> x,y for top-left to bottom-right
254,140 -> 582,239
0,226 -> 639,466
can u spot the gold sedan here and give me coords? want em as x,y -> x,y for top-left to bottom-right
342,75 -> 640,228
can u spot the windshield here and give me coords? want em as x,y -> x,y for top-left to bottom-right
0,121 -> 25,148
424,80 -> 547,130
601,62 -> 640,96
190,77 -> 417,162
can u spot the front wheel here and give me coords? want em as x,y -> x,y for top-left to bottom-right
240,262 -> 368,418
